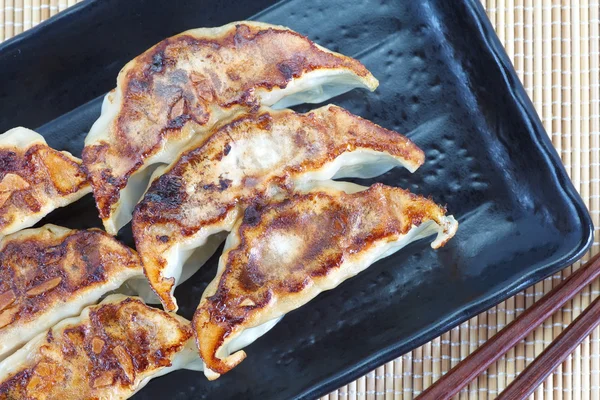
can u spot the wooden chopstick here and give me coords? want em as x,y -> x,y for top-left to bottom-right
497,291 -> 600,399
416,252 -> 600,400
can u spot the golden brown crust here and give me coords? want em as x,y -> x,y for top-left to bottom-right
193,184 -> 455,375
0,297 -> 192,399
83,22 -> 376,221
0,226 -> 141,345
132,105 -> 424,311
0,143 -> 89,235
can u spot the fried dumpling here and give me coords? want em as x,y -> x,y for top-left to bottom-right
193,182 -> 458,379
0,225 -> 144,361
0,127 -> 90,237
83,21 -> 378,235
132,105 -> 425,311
0,295 -> 200,400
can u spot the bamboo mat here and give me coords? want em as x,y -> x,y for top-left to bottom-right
1,1 -> 599,399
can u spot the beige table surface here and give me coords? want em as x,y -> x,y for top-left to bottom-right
1,1 -> 599,399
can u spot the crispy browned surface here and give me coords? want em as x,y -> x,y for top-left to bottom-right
0,144 -> 88,233
193,184 -> 453,375
83,22 -> 375,220
132,105 -> 424,310
0,297 -> 192,399
0,227 -> 141,334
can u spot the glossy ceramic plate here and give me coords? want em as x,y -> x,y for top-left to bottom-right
0,0 -> 593,398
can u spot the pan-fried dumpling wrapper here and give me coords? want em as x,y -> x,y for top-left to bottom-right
132,105 -> 425,311
0,225 -> 147,361
194,182 -> 458,379
83,20 -> 378,235
0,295 -> 201,399
0,127 -> 90,237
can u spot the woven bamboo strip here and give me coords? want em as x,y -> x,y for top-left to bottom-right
422,341 -> 432,394
22,0 -> 29,30
562,4 -> 575,400
533,285 -> 546,400
367,370 -> 375,400
39,0 -> 47,21
393,357 -> 402,399
31,0 -> 39,27
414,345 -> 424,397
497,306 -> 507,394
404,353 -> 413,400
514,0 -> 524,80
579,3 -> 591,396
4,0 -> 12,40
590,0 -> 600,396
467,316 -> 478,400
14,0 -> 21,35
358,375 -> 367,400
536,5 -> 554,392
487,309 -> 499,398
477,309 -> 489,397
589,0 -> 600,399
384,360 -> 393,399
431,336 -> 441,396
528,3 -> 546,399
532,2 -> 554,399
541,3 -> 560,399
349,377 -> 357,400
458,320 -> 468,399
0,0 -> 4,43
374,364 -> 384,398
572,3 -> 585,400
543,5 -> 558,376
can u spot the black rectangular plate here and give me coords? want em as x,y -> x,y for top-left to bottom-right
0,0 -> 593,399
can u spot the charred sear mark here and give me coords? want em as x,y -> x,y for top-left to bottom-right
150,51 -> 166,73
233,24 -> 253,46
142,175 -> 185,210
0,369 -> 32,397
236,261 -> 265,292
219,179 -> 232,190
277,62 -> 295,81
0,151 -> 20,175
11,192 -> 41,213
166,114 -> 191,130
226,70 -> 240,81
201,179 -> 231,192
157,235 -> 169,243
223,143 -> 231,156
255,113 -> 273,131
276,54 -> 308,81
127,78 -> 150,94
242,204 -> 262,226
